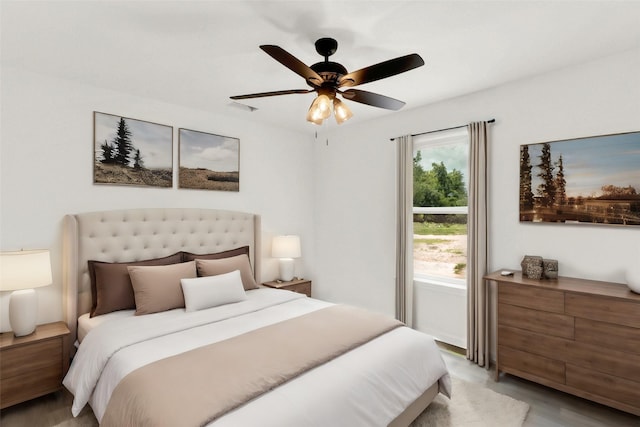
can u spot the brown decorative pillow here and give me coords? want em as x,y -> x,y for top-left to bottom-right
196,254 -> 258,290
128,261 -> 197,315
88,252 -> 183,317
181,246 -> 249,262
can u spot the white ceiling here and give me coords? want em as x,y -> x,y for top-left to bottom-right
2,1 -> 640,134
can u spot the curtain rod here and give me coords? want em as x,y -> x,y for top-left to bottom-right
390,118 -> 495,141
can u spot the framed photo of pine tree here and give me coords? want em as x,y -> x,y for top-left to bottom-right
178,128 -> 240,192
519,131 -> 640,226
93,111 -> 173,187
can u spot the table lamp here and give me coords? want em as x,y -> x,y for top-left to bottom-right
0,249 -> 52,336
271,235 -> 301,282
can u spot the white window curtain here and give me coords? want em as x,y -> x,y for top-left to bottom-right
466,121 -> 489,367
395,134 -> 413,326
395,122 -> 490,367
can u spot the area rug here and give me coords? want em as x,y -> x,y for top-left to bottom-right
3,376 -> 529,427
411,377 -> 530,427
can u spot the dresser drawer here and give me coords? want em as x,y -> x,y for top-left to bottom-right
565,340 -> 640,383
498,282 -> 564,313
499,346 -> 565,384
499,325 -> 568,360
0,338 -> 61,379
498,303 -> 574,339
575,317 -> 640,355
566,293 -> 640,328
566,364 -> 640,409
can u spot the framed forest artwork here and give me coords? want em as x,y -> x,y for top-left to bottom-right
178,128 -> 240,191
93,112 -> 173,187
520,131 -> 640,226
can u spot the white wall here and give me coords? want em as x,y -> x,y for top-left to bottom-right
313,48 -> 640,324
0,67 -> 315,332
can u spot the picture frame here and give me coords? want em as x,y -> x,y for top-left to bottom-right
178,128 -> 240,191
519,131 -> 640,226
94,112 -> 173,188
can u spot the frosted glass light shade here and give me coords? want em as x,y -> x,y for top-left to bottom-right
333,98 -> 353,124
0,250 -> 52,336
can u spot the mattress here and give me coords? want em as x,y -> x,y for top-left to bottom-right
65,288 -> 450,426
77,310 -> 134,344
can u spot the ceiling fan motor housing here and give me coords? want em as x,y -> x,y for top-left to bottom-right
310,61 -> 348,87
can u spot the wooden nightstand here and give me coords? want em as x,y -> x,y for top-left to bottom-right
0,321 -> 70,409
262,279 -> 312,297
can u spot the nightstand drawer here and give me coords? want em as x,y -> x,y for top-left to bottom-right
0,338 -> 62,379
0,322 -> 69,409
262,279 -> 312,297
290,282 -> 311,296
1,365 -> 63,408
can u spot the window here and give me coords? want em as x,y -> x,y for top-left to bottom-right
413,128 -> 469,284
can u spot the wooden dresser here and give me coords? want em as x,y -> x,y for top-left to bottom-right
486,271 -> 640,416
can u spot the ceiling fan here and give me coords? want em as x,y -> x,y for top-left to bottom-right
230,37 -> 425,125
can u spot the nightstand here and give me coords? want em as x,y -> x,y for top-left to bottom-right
262,279 -> 312,297
0,321 -> 70,409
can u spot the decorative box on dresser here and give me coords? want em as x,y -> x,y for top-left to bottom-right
486,270 -> 640,416
262,279 -> 312,297
0,321 -> 70,409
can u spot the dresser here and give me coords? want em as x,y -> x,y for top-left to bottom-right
486,271 -> 640,416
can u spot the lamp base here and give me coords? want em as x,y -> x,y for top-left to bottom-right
9,289 -> 38,337
278,258 -> 295,282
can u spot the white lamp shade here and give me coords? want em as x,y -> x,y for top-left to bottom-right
272,235 -> 301,259
0,249 -> 52,291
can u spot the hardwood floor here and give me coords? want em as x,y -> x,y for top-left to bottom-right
439,345 -> 639,427
0,347 -> 638,426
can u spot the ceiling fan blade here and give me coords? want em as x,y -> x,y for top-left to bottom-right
340,89 -> 406,111
260,45 -> 324,86
338,53 -> 425,87
230,89 -> 312,100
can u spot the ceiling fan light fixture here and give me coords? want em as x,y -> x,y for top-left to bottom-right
306,98 -> 325,125
232,38 -> 425,125
316,94 -> 332,119
306,93 -> 332,124
333,98 -> 353,124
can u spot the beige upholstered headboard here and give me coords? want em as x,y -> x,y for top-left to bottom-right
63,208 -> 261,350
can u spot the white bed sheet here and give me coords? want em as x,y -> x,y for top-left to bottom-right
77,310 -> 134,344
65,288 -> 450,426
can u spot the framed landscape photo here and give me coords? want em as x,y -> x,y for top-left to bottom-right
519,131 -> 640,226
94,112 -> 173,187
178,128 -> 240,191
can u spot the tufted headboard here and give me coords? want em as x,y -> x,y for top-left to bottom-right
63,208 -> 261,350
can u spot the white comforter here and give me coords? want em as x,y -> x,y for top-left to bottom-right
64,289 -> 450,426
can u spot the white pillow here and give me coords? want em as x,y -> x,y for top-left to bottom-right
180,269 -> 247,312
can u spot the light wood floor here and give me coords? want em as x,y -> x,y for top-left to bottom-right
439,345 -> 639,427
1,347 -> 638,426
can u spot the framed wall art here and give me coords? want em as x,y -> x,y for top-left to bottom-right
94,112 -> 173,187
178,128 -> 240,191
520,131 -> 640,226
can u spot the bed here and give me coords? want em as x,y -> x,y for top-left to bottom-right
61,208 -> 450,426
